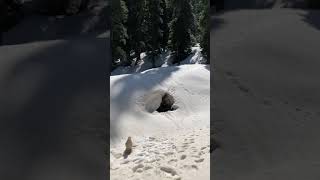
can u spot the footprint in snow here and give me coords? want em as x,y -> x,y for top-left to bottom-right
168,159 -> 178,164
183,164 -> 198,170
111,152 -> 123,159
180,155 -> 187,160
132,164 -> 144,172
160,166 -> 178,176
120,159 -> 130,164
198,151 -> 205,156
145,158 -> 157,163
191,155 -> 201,158
144,166 -> 153,170
194,158 -> 204,163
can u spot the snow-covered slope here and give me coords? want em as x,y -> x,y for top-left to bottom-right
0,36 -> 109,180
110,64 -> 210,180
110,64 -> 210,142
2,1 -> 109,45
212,9 -> 320,180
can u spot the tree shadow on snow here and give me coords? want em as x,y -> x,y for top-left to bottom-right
301,10 -> 320,31
110,66 -> 180,141
205,65 -> 210,71
0,36 -> 109,180
2,4 -> 110,46
211,16 -> 226,30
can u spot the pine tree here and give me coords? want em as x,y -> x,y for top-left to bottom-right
160,0 -> 170,51
0,0 -> 23,36
166,0 -> 174,20
169,0 -> 195,64
125,0 -> 147,65
145,0 -> 163,68
190,0 -> 203,43
111,0 -> 128,68
199,0 -> 209,63
307,0 -> 320,9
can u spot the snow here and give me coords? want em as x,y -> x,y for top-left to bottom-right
110,64 -> 210,180
143,89 -> 166,113
180,46 -> 207,65
111,44 -> 207,76
0,34 -> 109,180
110,64 -> 210,141
110,128 -> 210,180
212,9 -> 320,180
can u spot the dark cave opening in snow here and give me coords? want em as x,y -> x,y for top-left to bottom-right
156,92 -> 178,112
144,90 -> 178,113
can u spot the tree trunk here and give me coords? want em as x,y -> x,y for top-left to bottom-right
152,53 -> 155,68
152,50 -> 156,68
176,48 -> 180,65
135,49 -> 141,66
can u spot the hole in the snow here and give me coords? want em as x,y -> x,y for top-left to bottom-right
144,90 -> 178,113
156,92 -> 177,112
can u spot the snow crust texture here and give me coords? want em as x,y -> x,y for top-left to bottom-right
110,128 -> 210,180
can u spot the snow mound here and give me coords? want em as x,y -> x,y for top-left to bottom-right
110,64 -> 210,144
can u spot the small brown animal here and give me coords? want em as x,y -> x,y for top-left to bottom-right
123,137 -> 132,159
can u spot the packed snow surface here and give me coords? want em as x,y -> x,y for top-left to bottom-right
110,127 -> 210,180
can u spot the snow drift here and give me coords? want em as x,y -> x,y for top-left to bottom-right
110,64 -> 210,144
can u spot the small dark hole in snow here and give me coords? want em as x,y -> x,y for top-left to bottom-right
156,92 -> 177,112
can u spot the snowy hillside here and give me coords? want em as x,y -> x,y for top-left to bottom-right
212,9 -> 320,180
110,64 -> 210,180
110,64 -> 210,141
